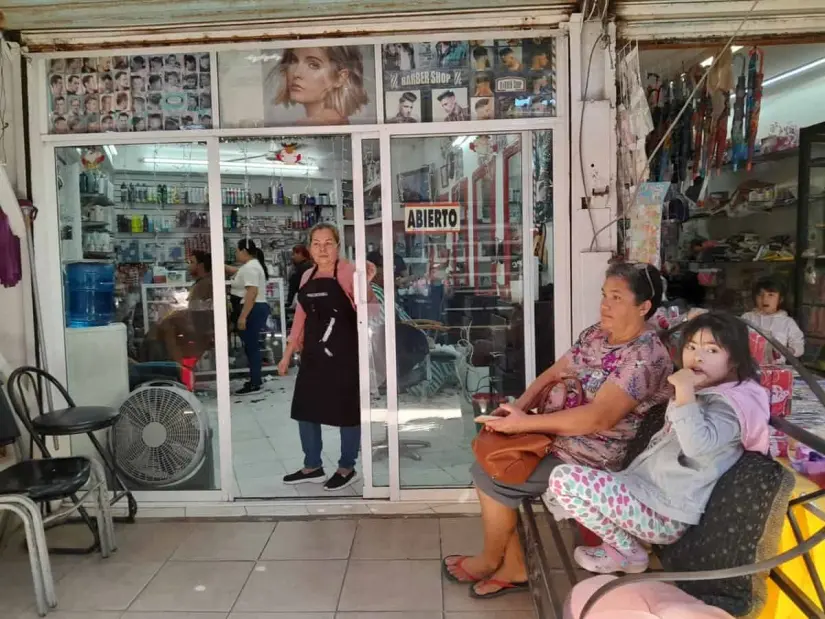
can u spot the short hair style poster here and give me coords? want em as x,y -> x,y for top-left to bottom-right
46,52 -> 214,134
217,46 -> 378,128
381,38 -> 556,123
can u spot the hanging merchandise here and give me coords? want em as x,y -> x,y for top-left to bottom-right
0,204 -> 22,288
730,55 -> 748,171
745,47 -> 764,171
706,47 -> 734,174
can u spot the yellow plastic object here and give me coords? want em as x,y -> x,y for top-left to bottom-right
760,461 -> 825,618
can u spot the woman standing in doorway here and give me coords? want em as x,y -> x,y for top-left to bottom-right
226,239 -> 270,396
278,223 -> 375,491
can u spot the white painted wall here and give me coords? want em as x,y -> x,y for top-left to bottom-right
0,41 -> 33,473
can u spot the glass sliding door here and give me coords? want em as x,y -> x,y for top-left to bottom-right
385,132 -> 528,489
55,142 -> 221,495
217,136 -> 366,498
350,136 -> 390,497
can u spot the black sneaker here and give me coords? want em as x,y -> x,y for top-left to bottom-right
235,383 -> 262,396
283,468 -> 326,485
324,470 -> 358,491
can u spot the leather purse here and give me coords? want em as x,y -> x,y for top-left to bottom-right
471,378 -> 584,485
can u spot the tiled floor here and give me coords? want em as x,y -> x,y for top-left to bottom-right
194,375 -> 481,499
0,516 -> 576,619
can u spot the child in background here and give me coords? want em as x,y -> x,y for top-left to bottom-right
546,312 -> 770,574
742,275 -> 805,363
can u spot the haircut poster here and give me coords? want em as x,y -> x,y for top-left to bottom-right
218,46 -> 377,127
47,53 -> 214,134
381,38 -> 556,123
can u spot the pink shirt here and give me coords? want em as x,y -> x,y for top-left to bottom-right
289,260 -> 358,349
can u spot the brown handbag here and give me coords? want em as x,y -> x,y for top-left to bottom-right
471,378 -> 584,485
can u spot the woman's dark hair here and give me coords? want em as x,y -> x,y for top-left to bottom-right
237,239 -> 269,280
604,262 -> 664,319
680,311 -> 758,383
752,275 -> 786,306
191,250 -> 212,273
292,244 -> 310,261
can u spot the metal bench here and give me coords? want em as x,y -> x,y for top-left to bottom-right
520,317 -> 825,618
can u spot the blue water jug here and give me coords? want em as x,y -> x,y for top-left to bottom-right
65,261 -> 115,327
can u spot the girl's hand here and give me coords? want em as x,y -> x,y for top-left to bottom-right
366,261 -> 377,282
277,356 -> 289,376
237,316 -> 247,331
668,368 -> 699,391
484,404 -> 530,434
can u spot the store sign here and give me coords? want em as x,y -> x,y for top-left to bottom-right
382,39 -> 556,123
46,53 -> 214,134
405,203 -> 460,234
217,46 -> 378,128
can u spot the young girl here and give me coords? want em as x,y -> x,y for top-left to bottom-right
546,311 -> 770,574
742,275 -> 805,363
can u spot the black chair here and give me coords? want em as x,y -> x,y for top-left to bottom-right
0,383 -> 115,563
6,366 -> 137,521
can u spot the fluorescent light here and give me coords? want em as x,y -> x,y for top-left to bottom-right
763,56 -> 825,87
103,144 -> 117,159
452,136 -> 472,148
142,157 -> 319,172
700,45 -> 743,68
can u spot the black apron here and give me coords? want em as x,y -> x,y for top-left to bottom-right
291,261 -> 360,427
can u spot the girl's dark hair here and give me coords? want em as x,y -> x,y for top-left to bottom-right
604,262 -> 664,319
680,311 -> 758,383
752,275 -> 786,306
237,239 -> 269,280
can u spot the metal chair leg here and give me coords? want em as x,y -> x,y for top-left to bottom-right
7,495 -> 57,609
86,431 -> 137,521
0,500 -> 49,616
89,458 -> 116,557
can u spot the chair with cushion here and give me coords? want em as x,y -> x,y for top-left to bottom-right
574,451 -> 796,619
6,366 -> 137,520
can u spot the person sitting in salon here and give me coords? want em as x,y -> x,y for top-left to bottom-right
140,251 -> 213,364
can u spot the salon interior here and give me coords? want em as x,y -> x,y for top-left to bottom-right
56,130 -> 557,500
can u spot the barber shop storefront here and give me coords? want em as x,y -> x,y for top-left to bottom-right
22,10 -> 575,512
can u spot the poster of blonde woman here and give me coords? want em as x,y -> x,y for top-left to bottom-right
218,46 -> 377,127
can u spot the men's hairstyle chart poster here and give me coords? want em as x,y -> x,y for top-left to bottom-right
47,53 -> 214,134
381,38 -> 556,124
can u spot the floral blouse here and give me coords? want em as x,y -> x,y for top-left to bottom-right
550,324 -> 674,471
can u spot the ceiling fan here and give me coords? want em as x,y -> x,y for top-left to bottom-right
223,140 -> 308,165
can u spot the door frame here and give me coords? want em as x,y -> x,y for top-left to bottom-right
353,120 -> 570,502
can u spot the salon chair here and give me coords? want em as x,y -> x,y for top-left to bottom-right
373,323 -> 432,461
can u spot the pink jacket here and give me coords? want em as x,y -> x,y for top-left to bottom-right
704,379 -> 771,454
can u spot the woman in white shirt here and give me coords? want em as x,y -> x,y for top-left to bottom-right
225,239 -> 270,395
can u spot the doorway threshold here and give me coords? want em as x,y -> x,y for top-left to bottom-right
107,498 -> 481,520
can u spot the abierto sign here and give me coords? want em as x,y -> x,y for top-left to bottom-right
404,203 -> 460,233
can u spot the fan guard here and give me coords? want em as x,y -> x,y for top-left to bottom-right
111,382 -> 208,487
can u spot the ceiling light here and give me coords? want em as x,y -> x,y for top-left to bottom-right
452,136 -> 472,148
142,157 -> 319,172
762,56 -> 825,87
103,144 -> 117,160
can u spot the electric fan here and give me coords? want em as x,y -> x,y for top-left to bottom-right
110,381 -> 210,488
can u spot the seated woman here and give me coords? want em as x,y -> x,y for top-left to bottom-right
444,262 -> 674,599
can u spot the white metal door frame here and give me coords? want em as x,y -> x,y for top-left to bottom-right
27,29 -> 571,504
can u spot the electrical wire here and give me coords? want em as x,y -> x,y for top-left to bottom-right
580,31 -> 608,242
0,39 -> 9,165
587,0 -> 763,252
